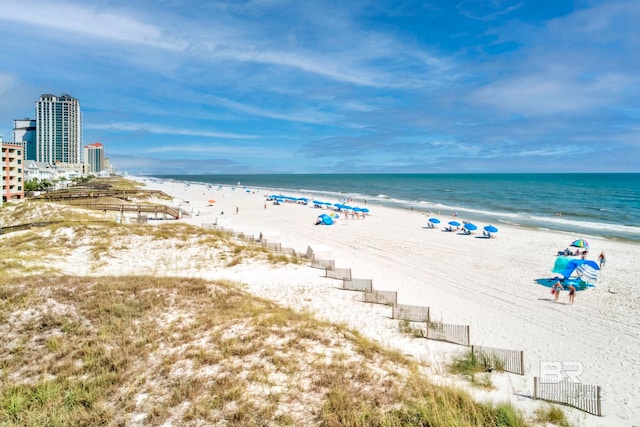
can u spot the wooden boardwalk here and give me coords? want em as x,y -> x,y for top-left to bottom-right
73,203 -> 181,219
35,189 -> 168,202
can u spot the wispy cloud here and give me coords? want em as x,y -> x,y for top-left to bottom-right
1,0 -> 637,173
210,96 -> 337,124
0,1 -> 185,50
87,123 -> 260,140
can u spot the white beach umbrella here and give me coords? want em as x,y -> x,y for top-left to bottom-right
576,263 -> 598,283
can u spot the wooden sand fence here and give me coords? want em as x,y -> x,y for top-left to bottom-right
533,377 -> 602,416
425,320 -> 470,347
325,267 -> 352,281
362,289 -> 398,306
471,345 -> 525,375
274,246 -> 298,256
392,304 -> 469,346
263,241 -> 282,251
342,278 -> 373,292
310,259 -> 335,270
1,220 -> 113,236
392,304 -> 430,322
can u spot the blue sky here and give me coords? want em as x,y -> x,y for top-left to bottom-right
1,0 -> 638,174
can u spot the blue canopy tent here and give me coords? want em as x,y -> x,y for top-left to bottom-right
549,256 -> 600,290
317,213 -> 334,225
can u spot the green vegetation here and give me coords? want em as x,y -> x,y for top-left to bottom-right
449,350 -> 505,388
534,404 -> 573,427
0,275 -> 530,426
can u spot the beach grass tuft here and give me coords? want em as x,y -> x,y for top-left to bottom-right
449,350 -> 497,388
534,403 -> 572,427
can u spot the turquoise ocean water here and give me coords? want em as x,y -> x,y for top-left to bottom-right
154,174 -> 640,242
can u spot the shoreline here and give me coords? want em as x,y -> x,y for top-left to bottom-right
136,176 -> 640,426
145,175 -> 640,243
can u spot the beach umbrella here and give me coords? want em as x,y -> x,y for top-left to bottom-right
484,225 -> 498,233
448,221 -> 461,227
570,239 -> 590,249
360,208 -> 370,213
429,218 -> 441,224
464,223 -> 477,231
318,213 -> 334,225
208,199 -> 216,204
555,258 -> 600,282
575,263 -> 599,283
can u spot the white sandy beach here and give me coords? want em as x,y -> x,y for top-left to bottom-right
111,177 -> 640,426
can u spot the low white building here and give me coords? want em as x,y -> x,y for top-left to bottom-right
24,161 -> 58,182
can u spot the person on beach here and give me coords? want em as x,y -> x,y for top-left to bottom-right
598,252 -> 606,269
236,206 -> 239,214
552,281 -> 563,301
568,283 -> 577,304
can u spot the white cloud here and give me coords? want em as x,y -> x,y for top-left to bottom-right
471,71 -> 630,116
0,0 -> 185,50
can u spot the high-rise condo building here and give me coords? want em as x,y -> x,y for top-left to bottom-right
13,118 -> 37,161
83,142 -> 105,173
36,94 -> 82,164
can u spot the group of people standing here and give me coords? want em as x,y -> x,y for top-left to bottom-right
550,251 -> 606,305
552,281 -> 577,304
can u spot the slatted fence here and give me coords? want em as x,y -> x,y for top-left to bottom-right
325,267 -> 352,281
362,289 -> 398,306
311,259 -> 335,270
425,321 -> 470,346
342,278 -> 373,292
471,345 -> 524,375
392,304 -> 429,322
533,377 -> 602,416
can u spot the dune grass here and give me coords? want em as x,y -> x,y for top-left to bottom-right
0,275 -> 530,426
0,197 -> 532,426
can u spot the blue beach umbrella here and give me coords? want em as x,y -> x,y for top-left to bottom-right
464,223 -> 478,231
484,225 -> 498,233
318,213 -> 334,225
429,218 -> 441,224
448,221 -> 461,227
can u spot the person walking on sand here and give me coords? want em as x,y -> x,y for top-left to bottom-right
598,252 -> 606,269
552,281 -> 563,302
568,283 -> 577,304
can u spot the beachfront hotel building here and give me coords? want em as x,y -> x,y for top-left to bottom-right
13,118 -> 37,161
1,139 -> 25,203
35,94 -> 82,164
83,142 -> 105,173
